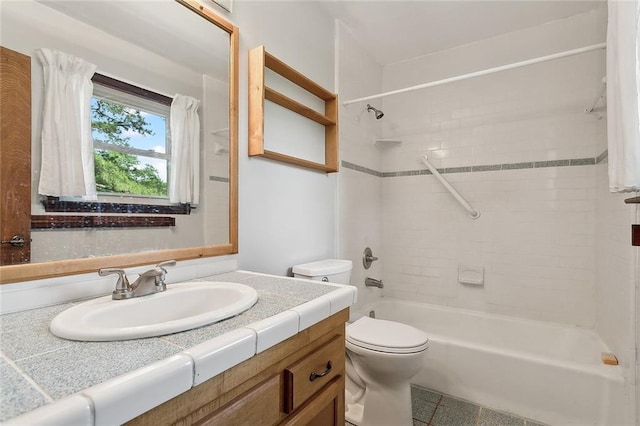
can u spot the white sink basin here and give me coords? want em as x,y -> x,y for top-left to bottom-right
50,281 -> 258,341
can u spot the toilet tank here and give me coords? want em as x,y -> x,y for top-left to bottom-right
292,259 -> 352,284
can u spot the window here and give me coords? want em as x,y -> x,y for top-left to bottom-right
40,74 -> 192,217
91,74 -> 172,199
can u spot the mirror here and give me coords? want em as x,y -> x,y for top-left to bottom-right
0,0 -> 238,283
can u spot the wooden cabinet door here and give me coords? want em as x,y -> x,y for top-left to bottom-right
196,375 -> 281,426
0,46 -> 31,265
281,375 -> 345,426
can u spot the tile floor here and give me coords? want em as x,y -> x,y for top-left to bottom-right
347,385 -> 547,426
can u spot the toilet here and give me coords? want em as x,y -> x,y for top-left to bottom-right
292,259 -> 429,426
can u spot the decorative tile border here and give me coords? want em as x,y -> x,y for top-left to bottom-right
341,161 -> 383,177
596,149 -> 608,164
343,150 -> 608,178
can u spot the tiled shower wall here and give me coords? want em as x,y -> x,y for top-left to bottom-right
350,7 -> 610,327
376,8 -> 608,327
379,7 -> 607,172
381,165 -> 598,325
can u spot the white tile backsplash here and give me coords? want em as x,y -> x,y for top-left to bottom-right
0,257 -> 238,315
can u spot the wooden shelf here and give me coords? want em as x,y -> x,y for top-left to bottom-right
264,88 -> 335,126
261,150 -> 337,173
249,45 -> 338,173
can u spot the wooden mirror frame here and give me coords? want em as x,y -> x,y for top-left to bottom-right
0,0 -> 238,284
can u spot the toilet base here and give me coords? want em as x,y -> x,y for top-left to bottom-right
345,381 -> 413,426
345,398 -> 364,425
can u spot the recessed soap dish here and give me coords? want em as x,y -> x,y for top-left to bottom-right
458,265 -> 484,286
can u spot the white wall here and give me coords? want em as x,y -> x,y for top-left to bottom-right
377,8 -> 607,327
336,21 -> 384,312
228,1 -> 337,275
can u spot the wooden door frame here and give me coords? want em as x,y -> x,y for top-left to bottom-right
1,46 -> 32,265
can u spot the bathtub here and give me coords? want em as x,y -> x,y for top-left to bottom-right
360,299 -> 626,426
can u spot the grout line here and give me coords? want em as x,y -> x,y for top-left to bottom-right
341,160 -> 383,177
1,352 -> 54,403
157,336 -> 187,350
13,345 -> 72,363
426,393 -> 442,426
596,149 -> 608,164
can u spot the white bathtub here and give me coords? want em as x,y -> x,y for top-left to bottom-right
361,299 -> 626,426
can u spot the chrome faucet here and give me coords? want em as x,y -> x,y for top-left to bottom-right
99,260 -> 176,300
365,277 -> 384,288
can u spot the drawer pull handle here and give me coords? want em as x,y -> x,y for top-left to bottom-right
309,361 -> 332,382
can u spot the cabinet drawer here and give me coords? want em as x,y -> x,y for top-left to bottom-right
283,335 -> 344,414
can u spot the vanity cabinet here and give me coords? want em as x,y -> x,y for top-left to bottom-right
127,309 -> 348,426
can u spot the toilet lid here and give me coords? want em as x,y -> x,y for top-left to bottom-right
346,316 -> 429,354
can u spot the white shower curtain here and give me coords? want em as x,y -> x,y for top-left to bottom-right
607,0 -> 640,193
36,49 -> 98,199
170,94 -> 201,204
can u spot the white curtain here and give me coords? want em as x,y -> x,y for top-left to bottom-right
170,95 -> 201,204
36,49 -> 98,199
607,0 -> 640,193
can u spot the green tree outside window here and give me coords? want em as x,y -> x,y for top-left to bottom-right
91,99 -> 167,196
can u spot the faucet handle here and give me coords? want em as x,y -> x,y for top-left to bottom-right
362,247 -> 379,269
98,268 -> 128,284
156,260 -> 176,273
154,260 -> 176,290
98,268 -> 132,299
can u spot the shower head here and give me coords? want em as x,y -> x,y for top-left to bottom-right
366,104 -> 384,119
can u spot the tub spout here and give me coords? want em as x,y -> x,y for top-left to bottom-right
365,277 -> 384,288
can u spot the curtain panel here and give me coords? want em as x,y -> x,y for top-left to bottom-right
607,0 -> 640,192
169,94 -> 201,204
36,49 -> 97,199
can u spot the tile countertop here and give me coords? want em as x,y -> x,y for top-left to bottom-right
0,271 -> 356,425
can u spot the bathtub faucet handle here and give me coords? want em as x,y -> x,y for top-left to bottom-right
363,247 -> 379,269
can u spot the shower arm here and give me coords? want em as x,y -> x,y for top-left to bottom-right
421,155 -> 480,219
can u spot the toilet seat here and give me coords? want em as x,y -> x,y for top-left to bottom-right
346,316 -> 429,354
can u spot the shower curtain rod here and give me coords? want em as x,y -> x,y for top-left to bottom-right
420,155 -> 480,219
343,42 -> 607,106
